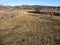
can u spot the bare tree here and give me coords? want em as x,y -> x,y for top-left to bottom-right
48,7 -> 54,18
33,6 -> 40,12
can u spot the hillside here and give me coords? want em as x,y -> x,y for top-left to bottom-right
0,9 -> 60,45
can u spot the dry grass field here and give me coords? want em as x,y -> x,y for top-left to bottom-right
0,9 -> 60,45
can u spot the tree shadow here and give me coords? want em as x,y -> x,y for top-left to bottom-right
27,11 -> 60,16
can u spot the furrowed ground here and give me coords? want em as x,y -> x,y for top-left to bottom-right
0,10 -> 60,45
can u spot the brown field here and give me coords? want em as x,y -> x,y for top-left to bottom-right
0,8 -> 60,45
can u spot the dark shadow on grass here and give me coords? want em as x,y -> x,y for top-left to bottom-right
27,11 -> 47,14
53,12 -> 60,16
27,11 -> 60,16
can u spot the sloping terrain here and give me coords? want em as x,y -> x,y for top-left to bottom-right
0,10 -> 60,45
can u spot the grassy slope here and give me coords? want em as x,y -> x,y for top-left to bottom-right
0,10 -> 60,45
